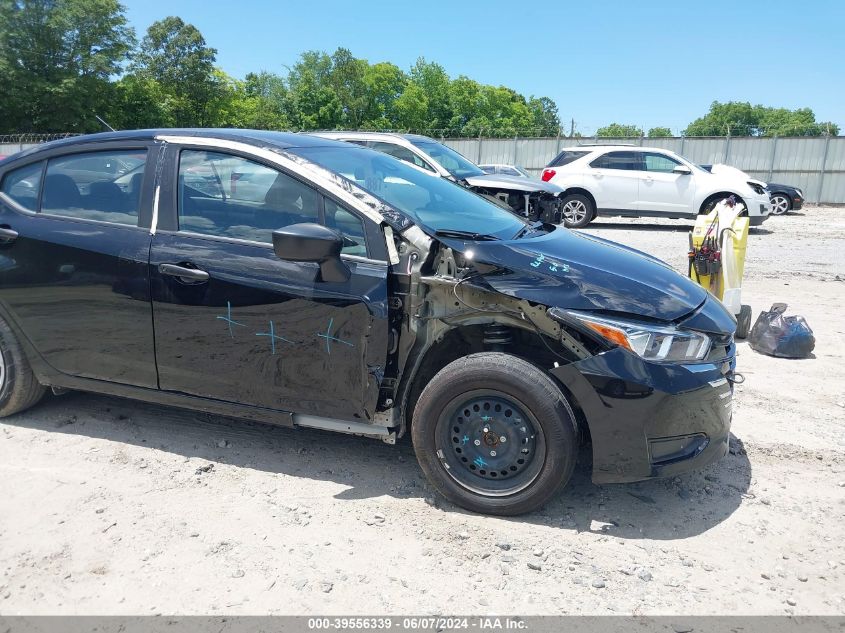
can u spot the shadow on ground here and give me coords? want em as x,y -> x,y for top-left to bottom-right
6,391 -> 751,540
586,222 -> 695,233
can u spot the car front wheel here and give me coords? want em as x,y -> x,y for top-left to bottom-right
412,352 -> 579,515
560,194 -> 594,229
770,194 -> 791,215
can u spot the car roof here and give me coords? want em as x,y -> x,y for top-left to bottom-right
558,145 -> 667,153
4,129 -> 348,163
308,130 -> 437,145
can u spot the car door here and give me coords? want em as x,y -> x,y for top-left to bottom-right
638,152 -> 697,215
587,151 -> 640,212
148,144 -> 388,421
0,142 -> 159,387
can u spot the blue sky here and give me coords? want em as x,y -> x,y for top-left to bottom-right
123,0 -> 845,134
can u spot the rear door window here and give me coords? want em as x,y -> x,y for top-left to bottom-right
0,161 -> 43,211
590,151 -> 642,171
42,150 -> 146,225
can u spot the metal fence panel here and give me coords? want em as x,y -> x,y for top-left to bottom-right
3,135 -> 844,203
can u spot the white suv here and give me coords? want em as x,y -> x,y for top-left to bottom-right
541,145 -> 771,228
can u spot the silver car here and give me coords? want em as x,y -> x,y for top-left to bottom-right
307,131 -> 564,224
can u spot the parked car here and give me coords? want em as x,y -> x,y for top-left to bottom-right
0,129 -> 737,515
541,145 -> 772,228
479,164 -> 534,179
308,131 -> 565,224
766,183 -> 804,215
700,164 -> 803,215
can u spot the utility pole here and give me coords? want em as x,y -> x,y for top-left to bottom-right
569,118 -> 575,138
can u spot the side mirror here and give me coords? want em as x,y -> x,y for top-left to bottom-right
673,165 -> 692,175
272,223 -> 350,283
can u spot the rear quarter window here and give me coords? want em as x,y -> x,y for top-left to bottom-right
548,150 -> 589,167
1,161 -> 44,211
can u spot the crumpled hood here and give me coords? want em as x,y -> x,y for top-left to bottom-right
450,227 -> 708,321
464,173 -> 563,195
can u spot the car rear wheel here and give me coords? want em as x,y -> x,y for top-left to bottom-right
0,316 -> 47,418
412,352 -> 578,515
770,194 -> 791,215
560,194 -> 594,229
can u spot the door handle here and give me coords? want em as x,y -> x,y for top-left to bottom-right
159,263 -> 210,283
0,227 -> 19,243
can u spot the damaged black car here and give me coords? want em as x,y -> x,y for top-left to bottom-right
0,130 -> 736,515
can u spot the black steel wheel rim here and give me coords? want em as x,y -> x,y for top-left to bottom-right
434,390 -> 545,496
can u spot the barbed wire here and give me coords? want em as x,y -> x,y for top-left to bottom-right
0,126 -> 840,144
0,132 -> 80,143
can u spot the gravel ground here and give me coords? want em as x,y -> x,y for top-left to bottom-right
1,206 -> 843,615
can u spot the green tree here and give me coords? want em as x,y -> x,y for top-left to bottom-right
596,123 -> 643,137
684,101 -> 839,136
648,126 -> 673,137
107,74 -> 175,129
408,57 -> 452,131
0,0 -> 135,133
527,97 -> 561,136
393,82 -> 429,131
132,16 -> 219,126
360,62 -> 406,129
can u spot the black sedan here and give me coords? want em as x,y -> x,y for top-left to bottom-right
0,129 -> 737,515
767,183 -> 804,215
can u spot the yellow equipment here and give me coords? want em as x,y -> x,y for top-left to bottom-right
689,201 -> 752,338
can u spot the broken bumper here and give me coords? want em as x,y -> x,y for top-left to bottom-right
534,194 -> 563,224
550,345 -> 735,484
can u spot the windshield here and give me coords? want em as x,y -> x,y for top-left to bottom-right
407,140 -> 485,180
290,145 -> 526,240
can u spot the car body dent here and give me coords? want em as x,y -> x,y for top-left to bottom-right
433,227 -> 708,321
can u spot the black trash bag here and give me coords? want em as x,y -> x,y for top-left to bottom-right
748,303 -> 815,358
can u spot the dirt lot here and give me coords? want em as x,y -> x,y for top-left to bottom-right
1,206 -> 843,616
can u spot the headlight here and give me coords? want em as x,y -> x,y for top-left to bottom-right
747,181 -> 766,196
550,309 -> 712,362
796,188 -> 803,198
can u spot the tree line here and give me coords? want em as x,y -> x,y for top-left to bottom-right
0,0 -> 838,138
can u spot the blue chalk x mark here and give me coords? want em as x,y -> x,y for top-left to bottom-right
255,320 -> 293,355
473,456 -> 488,468
316,317 -> 355,354
216,301 -> 246,338
481,415 -> 492,422
461,435 -> 470,445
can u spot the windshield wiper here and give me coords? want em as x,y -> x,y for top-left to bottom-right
434,229 -> 500,241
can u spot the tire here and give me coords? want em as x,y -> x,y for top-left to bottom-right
700,194 -> 745,215
736,304 -> 752,339
770,193 -> 791,215
560,194 -> 594,229
0,316 -> 47,418
412,352 -> 578,516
